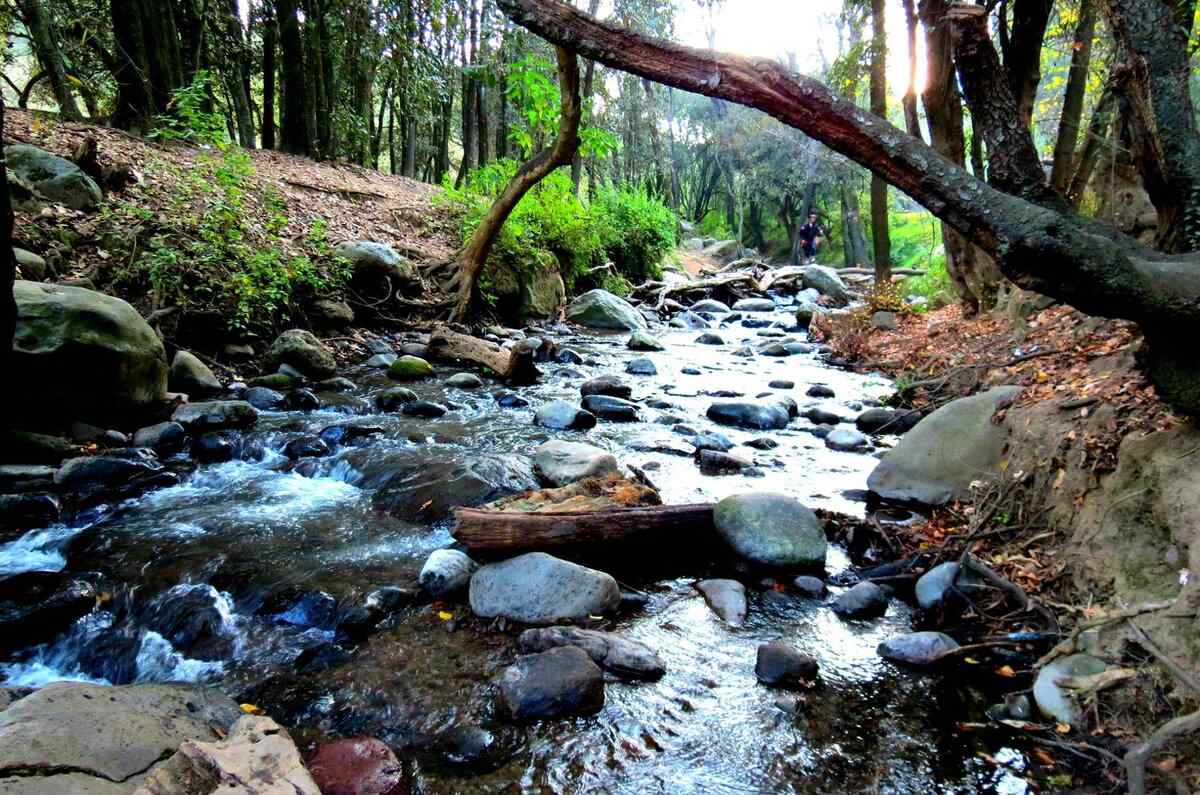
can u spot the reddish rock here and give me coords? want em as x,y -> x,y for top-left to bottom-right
307,737 -> 408,795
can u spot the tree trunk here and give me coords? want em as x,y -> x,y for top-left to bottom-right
869,0 -> 891,283
476,0 -> 492,168
570,0 -> 602,191
1049,0 -> 1096,195
18,0 -> 82,120
453,503 -> 714,553
111,0 -> 186,131
0,96 -> 16,430
447,45 -> 581,323
275,0 -> 308,154
223,0 -> 256,147
1067,80 -> 1117,206
1000,0 -> 1054,129
261,5 -> 277,150
301,0 -> 326,158
840,179 -> 871,268
455,0 -> 480,187
900,0 -> 922,140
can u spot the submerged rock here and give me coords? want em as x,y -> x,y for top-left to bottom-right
755,642 -> 818,688
470,552 -> 621,624
307,737 -> 406,795
867,386 -> 1023,506
695,578 -> 747,626
192,431 -> 237,462
498,646 -> 605,720
877,632 -> 959,666
518,627 -> 666,681
831,582 -> 890,619
420,549 -> 478,598
707,401 -> 790,430
580,375 -> 632,399
0,572 -> 96,655
566,289 -> 647,330
371,453 -> 536,521
713,493 -> 826,567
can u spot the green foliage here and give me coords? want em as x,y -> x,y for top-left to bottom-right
148,71 -> 228,148
505,55 -> 618,160
888,210 -> 953,307
110,150 -> 350,333
445,158 -> 677,291
591,186 -> 675,282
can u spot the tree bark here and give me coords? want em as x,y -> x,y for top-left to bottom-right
493,0 -> 1200,413
110,0 -> 186,131
869,0 -> 891,283
17,0 -> 82,120
1067,79 -> 1117,206
570,0 -> 602,192
900,0 -> 923,140
453,503 -> 714,553
222,0 -> 256,147
447,45 -> 581,323
1049,0 -> 1096,195
275,0 -> 308,154
840,179 -> 871,268
261,4 -> 277,150
1000,0 -> 1054,129
455,0 -> 480,187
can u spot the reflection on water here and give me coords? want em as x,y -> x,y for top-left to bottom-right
0,309 -> 1027,793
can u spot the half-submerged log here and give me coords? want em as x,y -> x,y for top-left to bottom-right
453,503 -> 714,553
427,326 -> 540,385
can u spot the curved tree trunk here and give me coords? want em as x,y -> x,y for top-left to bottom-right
17,0 -> 82,120
447,45 -> 581,323
494,0 -> 1200,414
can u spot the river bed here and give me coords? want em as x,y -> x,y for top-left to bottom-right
0,305 -> 1029,794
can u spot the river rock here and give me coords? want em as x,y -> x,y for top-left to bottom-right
534,400 -> 597,431
806,385 -> 835,398
792,576 -> 827,598
248,373 -> 294,390
136,714 -> 320,795
306,737 -> 404,795
627,331 -> 664,351
13,281 -> 167,423
266,329 -> 337,379
317,376 -> 356,392
364,352 -> 397,368
733,298 -> 775,312
695,579 -> 747,626
192,431 -> 237,462
388,355 -> 434,381
375,386 -> 418,411
334,240 -> 418,286
691,299 -> 730,313
0,494 -> 60,536
533,440 -> 619,487
566,289 -> 646,330
695,332 -> 725,345
284,435 -> 330,459
580,375 -> 632,399
691,432 -> 734,452
868,386 -> 1023,505
420,549 -> 478,597
370,452 -> 537,521
54,452 -> 162,492
758,342 -> 793,357
625,357 -> 658,376
1033,654 -> 1109,726
494,390 -> 531,408
913,561 -> 987,610
795,301 -> 823,329
0,682 -> 241,791
696,449 -> 752,475
877,631 -> 959,666
671,310 -> 710,329
801,265 -> 851,306
755,642 -> 818,688
309,298 -> 355,331
470,552 -> 620,624
872,310 -> 898,331
825,429 -> 870,452
0,572 -> 97,655
172,400 -> 258,431
805,407 -> 842,426
855,407 -> 916,434
131,421 -> 186,455
769,379 -> 795,389
831,582 -> 890,619
446,372 -> 485,389
401,400 -> 448,418
168,350 -> 221,398
713,493 -> 826,567
498,646 -> 605,720
5,143 -> 102,210
282,387 -> 321,411
581,394 -> 640,422
707,401 -> 790,430
243,386 -> 284,410
518,627 -> 666,681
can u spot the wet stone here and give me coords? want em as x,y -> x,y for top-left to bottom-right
518,626 -> 666,681
535,400 -> 597,431
494,390 -> 531,408
707,401 -> 790,430
580,375 -> 632,400
420,549 -> 477,598
307,737 -> 407,795
446,372 -> 485,390
284,435 -> 330,460
626,357 -> 658,376
691,432 -> 735,452
807,385 -> 836,398
769,379 -> 795,389
755,642 -> 818,688
695,578 -> 747,626
697,449 -> 752,475
581,394 -> 640,422
375,387 -> 418,411
695,333 -> 725,345
745,437 -> 779,450
402,400 -> 448,418
282,388 -> 321,411
877,632 -> 959,666
498,646 -> 605,721
792,576 -> 827,598
831,582 -> 890,619
825,429 -> 870,452
804,407 -> 842,426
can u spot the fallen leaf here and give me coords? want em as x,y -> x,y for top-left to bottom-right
437,610 -> 454,621
240,703 -> 263,715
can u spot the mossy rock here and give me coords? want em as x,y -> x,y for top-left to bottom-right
248,373 -> 295,390
388,355 -> 434,381
265,329 -> 337,379
13,280 -> 167,424
5,143 -> 102,211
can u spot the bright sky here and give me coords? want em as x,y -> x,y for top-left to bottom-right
673,0 -> 927,100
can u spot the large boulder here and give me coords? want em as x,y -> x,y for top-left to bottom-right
168,350 -> 221,398
135,714 -> 320,795
5,143 -> 102,210
469,552 -> 620,624
0,682 -> 240,793
801,265 -> 851,307
171,400 -> 258,431
486,249 -> 566,321
335,241 -> 418,288
713,493 -> 826,567
266,329 -> 337,379
497,646 -> 605,720
517,627 -> 666,681
566,289 -> 647,331
867,386 -> 1023,506
532,441 -> 619,487
12,281 -> 167,423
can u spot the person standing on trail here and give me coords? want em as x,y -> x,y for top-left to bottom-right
798,214 -> 825,263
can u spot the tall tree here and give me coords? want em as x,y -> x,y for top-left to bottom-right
0,95 -> 15,418
260,3 -> 278,150
16,0 -> 82,119
900,0 -> 922,140
275,0 -> 309,154
868,0 -> 891,282
1049,0 -> 1097,194
110,0 -> 186,131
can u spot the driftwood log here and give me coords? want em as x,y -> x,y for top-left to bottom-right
426,326 -> 541,385
452,503 -> 714,553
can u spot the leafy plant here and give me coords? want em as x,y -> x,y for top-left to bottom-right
149,71 -> 228,147
592,186 -> 676,283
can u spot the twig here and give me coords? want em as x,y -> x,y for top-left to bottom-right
284,178 -> 388,200
1036,601 -> 1175,667
1127,621 -> 1200,695
1125,709 -> 1200,795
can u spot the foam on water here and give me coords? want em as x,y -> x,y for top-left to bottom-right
0,523 -> 82,576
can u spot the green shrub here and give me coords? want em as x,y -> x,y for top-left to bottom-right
890,210 -> 954,308
149,71 -> 228,148
592,186 -> 675,283
110,150 -> 350,333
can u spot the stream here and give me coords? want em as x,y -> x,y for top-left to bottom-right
0,303 -> 1030,794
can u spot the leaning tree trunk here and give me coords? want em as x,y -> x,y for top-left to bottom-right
1049,0 -> 1096,195
18,0 -> 82,120
446,45 -> 581,323
494,0 -> 1200,415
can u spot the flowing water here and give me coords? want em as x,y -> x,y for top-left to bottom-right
0,305 -> 1029,794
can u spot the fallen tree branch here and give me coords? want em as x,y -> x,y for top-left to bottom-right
426,326 -> 540,385
1036,601 -> 1176,667
452,503 -> 714,552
